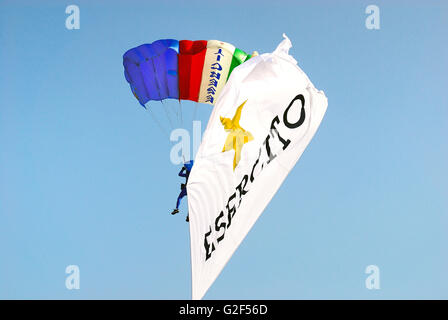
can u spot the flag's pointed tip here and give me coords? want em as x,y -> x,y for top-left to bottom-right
277,33 -> 292,53
274,33 -> 296,64
192,286 -> 205,300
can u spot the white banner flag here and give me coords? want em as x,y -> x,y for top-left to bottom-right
187,34 -> 328,300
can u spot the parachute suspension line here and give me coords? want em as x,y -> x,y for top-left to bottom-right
169,100 -> 180,125
160,100 -> 174,130
145,105 -> 170,140
192,101 -> 199,123
178,100 -> 183,126
164,99 -> 178,123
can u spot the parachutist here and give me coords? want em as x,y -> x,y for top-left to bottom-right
171,160 -> 194,216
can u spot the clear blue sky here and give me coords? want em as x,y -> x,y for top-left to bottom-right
0,0 -> 447,299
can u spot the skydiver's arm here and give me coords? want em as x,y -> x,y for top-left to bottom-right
179,166 -> 187,177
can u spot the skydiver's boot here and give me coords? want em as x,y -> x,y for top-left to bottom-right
186,215 -> 189,222
171,208 -> 179,215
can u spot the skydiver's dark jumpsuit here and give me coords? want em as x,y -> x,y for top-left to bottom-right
172,161 -> 194,220
176,166 -> 190,209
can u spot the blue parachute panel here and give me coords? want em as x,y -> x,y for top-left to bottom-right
123,39 -> 179,107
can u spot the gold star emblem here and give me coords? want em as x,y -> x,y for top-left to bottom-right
220,100 -> 254,170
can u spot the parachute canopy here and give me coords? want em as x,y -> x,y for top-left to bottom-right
123,39 -> 255,107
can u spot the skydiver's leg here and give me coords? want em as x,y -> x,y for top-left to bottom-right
171,191 -> 182,215
177,188 -> 187,208
176,194 -> 182,209
171,188 -> 187,215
